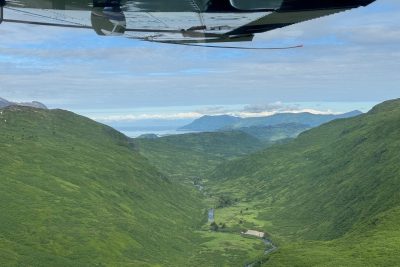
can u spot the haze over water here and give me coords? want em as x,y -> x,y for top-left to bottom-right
72,101 -> 379,137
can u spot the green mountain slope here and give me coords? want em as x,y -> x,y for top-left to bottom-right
135,131 -> 265,179
237,123 -> 310,142
207,99 -> 400,266
2,99 -> 398,266
0,106 -> 205,266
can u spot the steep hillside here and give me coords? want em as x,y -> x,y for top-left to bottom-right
0,106 -> 204,266
2,99 -> 397,266
237,123 -> 310,142
207,99 -> 400,266
135,131 -> 264,179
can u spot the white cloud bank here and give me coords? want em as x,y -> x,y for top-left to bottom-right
91,102 -> 342,123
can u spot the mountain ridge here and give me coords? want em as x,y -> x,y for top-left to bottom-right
0,106 -> 204,266
2,99 -> 399,266
179,114 -> 241,132
135,130 -> 265,179
0,97 -> 47,109
206,99 -> 400,266
180,110 -> 363,132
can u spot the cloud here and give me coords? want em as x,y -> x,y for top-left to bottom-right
235,109 -> 337,118
92,112 -> 203,122
1,0 -> 399,110
242,102 -> 291,113
91,103 -> 341,123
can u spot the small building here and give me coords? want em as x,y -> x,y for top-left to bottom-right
242,230 -> 265,238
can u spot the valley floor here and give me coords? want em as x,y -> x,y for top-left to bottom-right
3,99 -> 400,266
188,179 -> 274,266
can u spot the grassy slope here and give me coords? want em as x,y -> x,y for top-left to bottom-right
0,107 -> 267,267
207,99 -> 400,266
236,123 -> 310,142
268,206 -> 400,266
135,131 -> 264,179
0,106 -> 206,266
136,132 -> 273,266
3,99 -> 398,266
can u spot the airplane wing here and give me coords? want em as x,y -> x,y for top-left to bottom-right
2,4 -> 266,44
227,0 -> 376,35
1,0 -> 376,46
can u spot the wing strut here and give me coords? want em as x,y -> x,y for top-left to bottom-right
146,39 -> 304,50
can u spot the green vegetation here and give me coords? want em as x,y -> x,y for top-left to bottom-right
135,131 -> 265,180
236,123 -> 310,142
207,99 -> 400,266
0,106 -> 206,266
187,231 -> 265,267
0,106 -> 266,266
2,99 -> 400,266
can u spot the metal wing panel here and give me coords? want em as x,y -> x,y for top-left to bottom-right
4,7 -> 93,27
226,0 -> 376,36
2,0 -> 377,44
4,5 -> 266,42
227,8 -> 349,35
229,0 -> 283,11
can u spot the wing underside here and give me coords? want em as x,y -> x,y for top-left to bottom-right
2,0 -> 375,44
3,5 -> 266,43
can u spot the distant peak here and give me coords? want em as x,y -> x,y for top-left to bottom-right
0,97 -> 47,110
179,114 -> 241,131
201,114 -> 238,118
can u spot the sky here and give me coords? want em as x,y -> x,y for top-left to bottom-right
0,0 -> 400,129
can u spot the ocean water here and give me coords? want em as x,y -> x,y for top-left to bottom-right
71,102 -> 378,139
